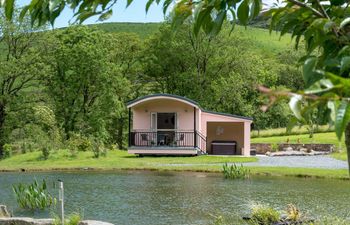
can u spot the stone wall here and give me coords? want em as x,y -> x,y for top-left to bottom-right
251,143 -> 334,154
251,143 -> 271,154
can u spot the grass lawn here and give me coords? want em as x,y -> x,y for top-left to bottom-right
0,150 -> 256,171
252,132 -> 348,161
251,125 -> 333,138
0,150 -> 348,179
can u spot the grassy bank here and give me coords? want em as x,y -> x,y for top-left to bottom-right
0,150 -> 348,179
251,125 -> 333,138
0,150 -> 256,171
252,132 -> 348,161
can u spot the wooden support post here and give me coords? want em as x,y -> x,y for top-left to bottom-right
194,107 -> 196,148
128,108 -> 131,147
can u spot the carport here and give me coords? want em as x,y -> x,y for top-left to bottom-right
200,111 -> 252,156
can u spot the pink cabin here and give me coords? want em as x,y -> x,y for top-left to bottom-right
127,94 -> 253,156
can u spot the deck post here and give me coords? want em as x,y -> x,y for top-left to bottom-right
194,107 -> 196,148
128,108 -> 131,147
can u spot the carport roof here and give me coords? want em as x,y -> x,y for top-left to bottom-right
127,93 -> 253,121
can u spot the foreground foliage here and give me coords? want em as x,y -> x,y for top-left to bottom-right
12,179 -> 56,210
212,203 -> 350,225
222,163 -> 250,179
54,212 -> 82,225
249,204 -> 280,225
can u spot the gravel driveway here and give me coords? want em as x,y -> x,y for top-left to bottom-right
242,155 -> 348,169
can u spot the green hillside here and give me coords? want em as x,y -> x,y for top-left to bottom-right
90,22 -> 295,55
89,22 -> 161,38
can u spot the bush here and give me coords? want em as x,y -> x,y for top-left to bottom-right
2,144 -> 12,159
100,147 -> 108,157
286,204 -> 301,222
270,143 -> 279,152
13,179 -> 56,210
92,140 -> 101,158
53,212 -> 82,225
41,146 -> 50,160
222,163 -> 250,179
250,204 -> 280,225
20,143 -> 26,154
67,212 -> 82,225
68,134 -> 92,152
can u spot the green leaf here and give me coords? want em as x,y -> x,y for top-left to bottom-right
289,94 -> 303,120
327,101 -> 336,123
209,10 -> 226,37
146,0 -> 155,13
126,0 -> 133,7
237,0 -> 249,25
77,11 -> 98,23
303,57 -> 323,87
340,17 -> 350,29
98,9 -> 113,21
335,100 -> 350,140
340,56 -> 350,74
4,0 -> 15,20
193,4 -> 211,36
250,0 -> 261,19
162,0 -> 172,14
19,5 -> 30,21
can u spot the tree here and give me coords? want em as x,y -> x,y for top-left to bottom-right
0,10 -> 46,157
107,32 -> 144,149
43,26 -> 131,141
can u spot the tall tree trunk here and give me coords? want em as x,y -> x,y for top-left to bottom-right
344,122 -> 350,175
0,103 -> 6,158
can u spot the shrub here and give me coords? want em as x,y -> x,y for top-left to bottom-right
67,212 -> 82,225
13,179 -> 56,210
41,146 -> 50,160
100,147 -> 108,157
68,134 -> 92,152
2,144 -> 12,159
21,142 -> 27,154
250,204 -> 280,225
270,143 -> 279,152
92,140 -> 101,158
69,148 -> 78,158
53,212 -> 82,225
286,204 -> 301,222
222,163 -> 250,179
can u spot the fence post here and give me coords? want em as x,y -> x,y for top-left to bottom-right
58,180 -> 64,225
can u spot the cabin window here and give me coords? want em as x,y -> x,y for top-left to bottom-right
151,112 -> 157,131
157,113 -> 176,130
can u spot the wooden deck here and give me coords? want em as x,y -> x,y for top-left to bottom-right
128,146 -> 202,155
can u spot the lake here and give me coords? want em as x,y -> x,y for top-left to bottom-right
0,171 -> 350,225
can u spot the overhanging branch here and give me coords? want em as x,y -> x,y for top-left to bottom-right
286,0 -> 325,18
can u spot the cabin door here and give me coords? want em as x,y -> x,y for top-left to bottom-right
152,113 -> 176,146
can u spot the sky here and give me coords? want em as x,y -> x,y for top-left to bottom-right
18,0 -> 276,28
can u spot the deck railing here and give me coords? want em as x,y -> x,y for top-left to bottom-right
129,130 -> 206,152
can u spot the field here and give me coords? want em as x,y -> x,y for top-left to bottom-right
91,22 -> 294,54
251,125 -> 333,138
89,22 -> 161,38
